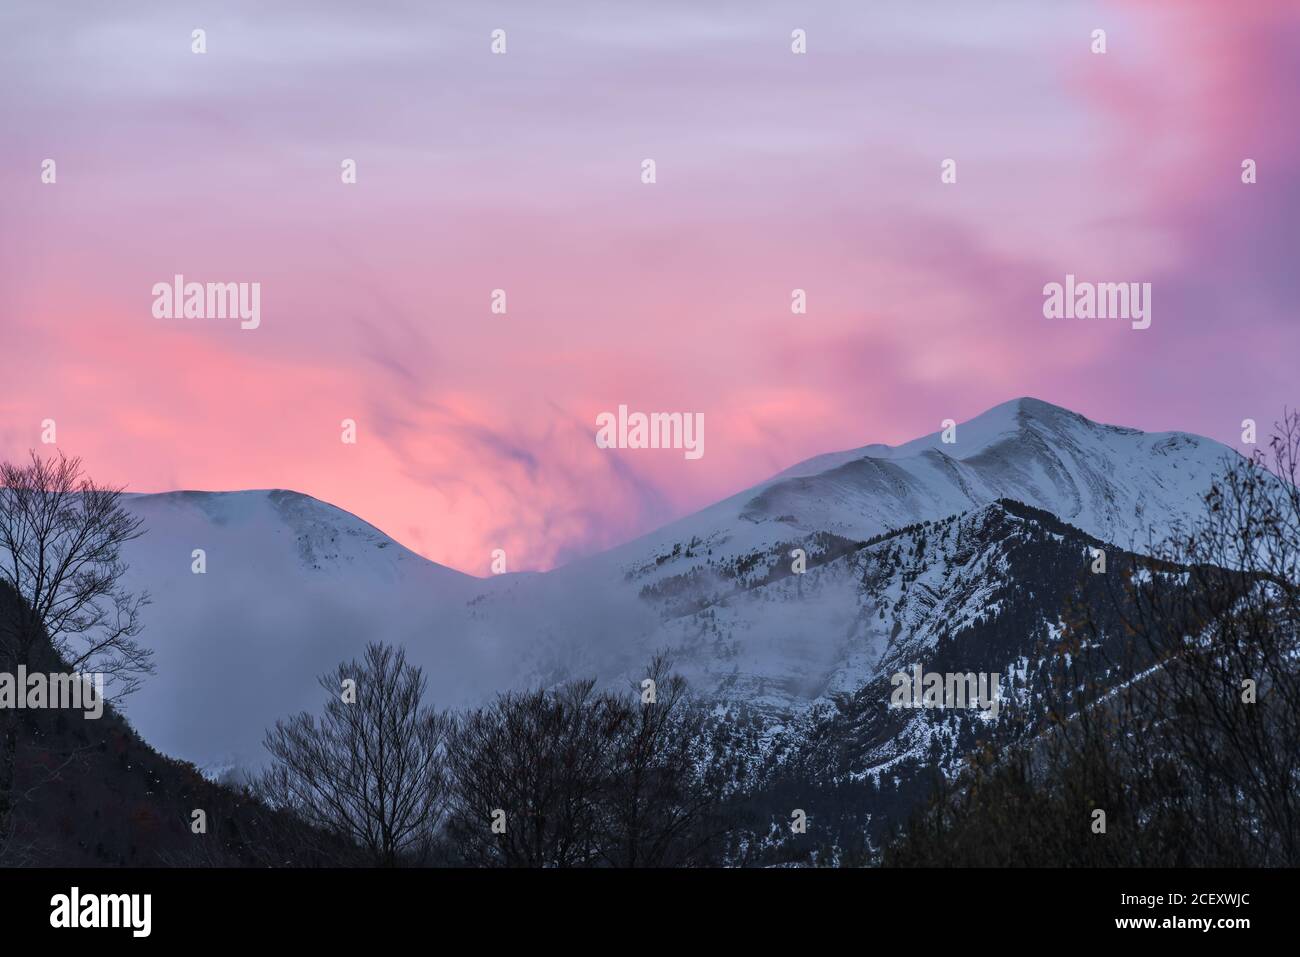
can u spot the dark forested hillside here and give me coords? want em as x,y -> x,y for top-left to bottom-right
0,582 -> 337,867
723,500 -> 1184,866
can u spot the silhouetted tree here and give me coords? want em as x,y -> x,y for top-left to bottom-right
1114,408 -> 1300,865
443,679 -> 612,867
260,642 -> 449,866
597,654 -> 729,867
0,451 -> 151,839
443,657 -> 729,867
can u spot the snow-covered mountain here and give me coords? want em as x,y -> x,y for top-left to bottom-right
116,489 -> 486,771
602,396 -> 1231,578
114,397 -> 1242,773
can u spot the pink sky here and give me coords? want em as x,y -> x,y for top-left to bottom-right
2,0 -> 1298,573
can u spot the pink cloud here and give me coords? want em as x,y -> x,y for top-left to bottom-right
2,0 -> 1296,571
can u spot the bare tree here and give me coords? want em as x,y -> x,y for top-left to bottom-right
260,642 -> 450,866
443,657 -> 729,867
0,451 -> 152,688
1113,408 -> 1300,865
444,679 -> 613,867
598,654 -> 728,867
0,451 -> 152,838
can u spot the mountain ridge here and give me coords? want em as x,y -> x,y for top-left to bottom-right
109,397 -> 1242,772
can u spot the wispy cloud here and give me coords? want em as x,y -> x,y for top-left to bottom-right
2,0 -> 1295,570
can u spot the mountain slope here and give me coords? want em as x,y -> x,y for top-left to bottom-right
599,397 -> 1235,592
706,500 -> 1174,862
112,398 -> 1242,773
116,490 -> 491,769
0,582 -> 339,867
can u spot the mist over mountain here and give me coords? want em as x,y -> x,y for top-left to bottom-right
114,397 -> 1241,775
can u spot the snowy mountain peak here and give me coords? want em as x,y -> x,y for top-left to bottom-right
617,398 -> 1239,583
112,398 -> 1246,772
124,488 -> 469,582
779,397 -> 1134,478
